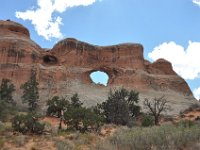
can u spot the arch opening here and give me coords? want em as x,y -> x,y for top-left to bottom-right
43,55 -> 58,64
90,71 -> 109,86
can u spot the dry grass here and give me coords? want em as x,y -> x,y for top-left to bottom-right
96,123 -> 200,150
2,113 -> 200,150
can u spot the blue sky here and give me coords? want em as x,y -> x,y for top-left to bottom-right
1,0 -> 200,99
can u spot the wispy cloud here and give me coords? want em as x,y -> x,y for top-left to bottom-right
16,0 -> 98,40
148,41 -> 200,80
193,0 -> 200,7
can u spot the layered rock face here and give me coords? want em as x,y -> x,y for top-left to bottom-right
0,20 -> 198,115
0,20 -> 42,89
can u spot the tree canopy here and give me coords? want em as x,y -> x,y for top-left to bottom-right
21,70 -> 39,111
0,78 -> 15,104
101,88 -> 140,125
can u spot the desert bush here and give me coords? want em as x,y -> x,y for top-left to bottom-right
47,96 -> 69,130
96,124 -> 200,150
0,122 -> 12,135
0,78 -> 15,104
141,115 -> 154,127
0,122 -> 4,132
184,104 -> 200,113
12,113 -> 45,134
101,88 -> 140,125
95,140 -> 115,150
59,93 -> 104,133
55,140 -> 73,150
74,133 -> 98,146
12,135 -> 28,147
64,107 -> 103,133
178,120 -> 195,128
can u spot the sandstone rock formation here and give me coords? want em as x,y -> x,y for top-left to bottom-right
0,20 -> 198,115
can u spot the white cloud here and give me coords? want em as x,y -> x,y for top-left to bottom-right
193,0 -> 200,7
16,0 -> 98,40
148,41 -> 200,80
194,87 -> 200,100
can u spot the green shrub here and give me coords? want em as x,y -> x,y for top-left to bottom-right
46,96 -> 69,130
0,78 -> 16,121
33,122 -> 45,134
0,78 -> 15,104
101,88 -> 140,125
64,107 -> 103,133
12,114 -> 29,133
12,113 -> 45,134
141,115 -> 154,127
20,70 -> 39,112
178,120 -> 195,128
55,140 -> 73,150
0,122 -> 12,135
59,93 -> 104,133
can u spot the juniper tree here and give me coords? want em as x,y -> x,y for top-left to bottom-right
47,96 -> 69,129
64,107 -> 103,133
12,113 -> 45,134
21,70 -> 39,112
101,88 -> 140,125
63,93 -> 103,133
0,79 -> 16,121
0,78 -> 15,103
70,93 -> 83,108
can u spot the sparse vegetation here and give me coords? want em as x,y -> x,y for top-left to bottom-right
0,78 -> 15,104
144,96 -> 170,125
100,88 -> 140,125
177,120 -> 195,128
64,107 -> 103,133
20,70 -> 39,112
0,78 -> 16,121
12,113 -> 45,134
64,93 -> 103,133
141,114 -> 154,127
47,96 -> 69,130
96,124 -> 200,150
0,138 -> 4,147
12,135 -> 28,147
47,93 -> 103,133
1,80 -> 200,150
55,140 -> 73,150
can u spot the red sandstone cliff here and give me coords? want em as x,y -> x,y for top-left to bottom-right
0,20 -> 197,115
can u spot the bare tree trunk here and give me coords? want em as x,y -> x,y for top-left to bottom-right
59,117 -> 62,130
154,115 -> 159,125
58,110 -> 63,130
